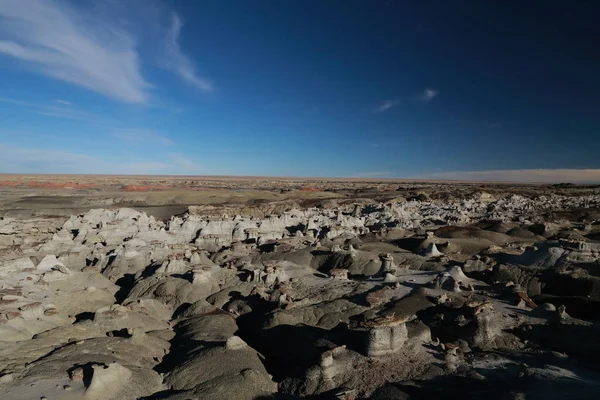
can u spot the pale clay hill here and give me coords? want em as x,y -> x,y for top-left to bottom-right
1,186 -> 600,399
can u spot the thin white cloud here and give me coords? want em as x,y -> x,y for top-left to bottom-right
374,100 -> 401,113
0,144 -> 96,165
0,143 -> 203,175
112,129 -> 174,146
164,13 -> 212,92
0,96 -> 119,123
167,153 -> 203,174
0,97 -> 37,107
37,105 -> 102,121
55,99 -> 72,106
419,88 -> 439,102
1,97 -> 87,120
0,0 -> 150,103
424,169 -> 600,184
0,97 -> 180,149
37,110 -> 87,121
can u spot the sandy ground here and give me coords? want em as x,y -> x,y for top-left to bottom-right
0,174 -> 595,220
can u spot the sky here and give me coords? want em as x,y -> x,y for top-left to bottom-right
0,0 -> 599,182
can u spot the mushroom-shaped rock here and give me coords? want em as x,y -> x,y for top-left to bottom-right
353,314 -> 409,357
448,266 -> 480,290
330,268 -> 349,280
423,242 -> 443,258
378,253 -> 396,276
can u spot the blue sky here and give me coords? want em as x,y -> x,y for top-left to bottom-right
0,0 -> 599,182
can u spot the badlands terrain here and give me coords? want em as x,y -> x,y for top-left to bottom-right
1,175 -> 600,399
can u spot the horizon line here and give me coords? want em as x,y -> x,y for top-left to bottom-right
0,172 -> 598,186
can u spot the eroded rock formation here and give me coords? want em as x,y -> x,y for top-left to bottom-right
1,189 -> 600,398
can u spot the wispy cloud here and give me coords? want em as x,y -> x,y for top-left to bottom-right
167,153 -> 202,173
374,100 -> 401,113
1,96 -> 179,148
0,97 -> 35,108
1,97 -> 86,120
37,109 -> 88,121
0,143 -> 202,175
112,129 -> 174,146
0,1 -> 213,103
0,96 -> 119,123
418,88 -> 439,103
0,0 -> 150,103
423,169 -> 600,184
164,13 -> 212,92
